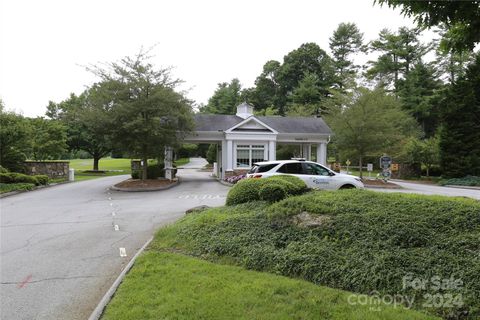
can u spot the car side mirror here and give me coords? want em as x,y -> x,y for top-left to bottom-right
328,171 -> 336,176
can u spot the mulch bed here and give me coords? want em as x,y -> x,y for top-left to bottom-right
114,179 -> 175,189
362,179 -> 401,189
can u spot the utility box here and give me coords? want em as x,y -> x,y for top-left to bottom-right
68,168 -> 75,182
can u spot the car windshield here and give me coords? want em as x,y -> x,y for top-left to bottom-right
249,163 -> 278,174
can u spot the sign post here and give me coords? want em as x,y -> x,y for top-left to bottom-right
367,163 -> 373,179
379,155 -> 392,182
345,159 -> 351,174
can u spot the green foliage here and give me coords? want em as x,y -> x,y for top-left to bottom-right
199,79 -> 244,114
267,175 -> 308,195
402,136 -> 440,177
176,144 -> 198,158
329,22 -> 364,90
326,87 -> 419,177
440,175 -> 480,187
226,179 -> 266,205
375,0 -> 480,52
367,27 -> 428,93
397,62 -> 442,136
0,166 -> 8,173
439,54 -> 480,178
28,117 -> 68,160
147,163 -> 164,179
34,175 -> 49,185
226,176 -> 308,205
89,50 -> 194,180
206,144 -> 217,164
0,173 -> 39,185
0,109 -> 30,171
258,182 -> 287,203
157,190 -> 480,319
0,183 -> 35,194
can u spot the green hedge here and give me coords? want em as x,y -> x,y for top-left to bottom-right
156,190 -> 480,319
0,183 -> 35,194
440,175 -> 480,187
258,182 -> 287,203
226,175 -> 308,206
0,173 -> 49,186
131,163 -> 165,179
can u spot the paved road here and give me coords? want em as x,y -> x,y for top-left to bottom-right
0,159 -> 229,320
367,180 -> 480,200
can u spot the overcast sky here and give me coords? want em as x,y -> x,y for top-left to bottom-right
0,0 -> 422,117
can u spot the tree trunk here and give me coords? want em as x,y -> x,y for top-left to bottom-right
426,165 -> 430,177
142,155 -> 148,180
93,156 -> 100,171
359,156 -> 363,179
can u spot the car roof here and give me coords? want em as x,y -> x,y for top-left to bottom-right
253,160 -> 314,166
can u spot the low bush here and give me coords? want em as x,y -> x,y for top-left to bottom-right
0,183 -> 35,194
258,182 -> 287,203
147,163 -> 164,179
267,175 -> 308,195
34,175 -> 49,185
0,166 -> 9,173
154,190 -> 480,319
0,172 -> 39,185
440,175 -> 480,187
226,179 -> 266,205
225,176 -> 308,206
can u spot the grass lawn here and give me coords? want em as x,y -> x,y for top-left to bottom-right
101,252 -> 437,320
174,157 -> 190,167
68,158 -> 131,172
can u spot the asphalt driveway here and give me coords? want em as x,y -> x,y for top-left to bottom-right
1,159 -> 228,320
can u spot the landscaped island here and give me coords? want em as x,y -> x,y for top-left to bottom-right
101,185 -> 479,319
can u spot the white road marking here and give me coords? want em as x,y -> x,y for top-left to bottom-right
114,224 -> 119,231
119,248 -> 127,257
108,197 -> 112,200
110,203 -> 113,206
178,194 -> 222,200
112,212 -> 116,216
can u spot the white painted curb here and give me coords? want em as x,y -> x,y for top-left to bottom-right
88,236 -> 154,320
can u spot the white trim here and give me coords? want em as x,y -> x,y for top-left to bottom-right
225,116 -> 278,134
233,141 -> 268,170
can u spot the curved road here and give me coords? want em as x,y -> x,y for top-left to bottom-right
1,158 -> 228,320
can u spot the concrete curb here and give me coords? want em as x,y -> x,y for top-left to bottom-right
88,236 -> 154,320
0,180 -> 71,198
110,179 -> 180,192
444,185 -> 480,191
216,178 -> 234,187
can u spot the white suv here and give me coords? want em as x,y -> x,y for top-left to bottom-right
246,160 -> 364,190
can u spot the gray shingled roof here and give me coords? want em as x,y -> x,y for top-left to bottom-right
194,114 -> 332,134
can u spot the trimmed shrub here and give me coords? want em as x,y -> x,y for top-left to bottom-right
147,163 -> 164,179
0,166 -> 9,173
34,175 -> 49,185
226,176 -> 308,206
226,179 -> 266,205
259,182 -> 287,203
0,183 -> 35,194
0,172 -> 39,185
267,175 -> 308,195
131,170 -> 140,179
440,175 -> 480,187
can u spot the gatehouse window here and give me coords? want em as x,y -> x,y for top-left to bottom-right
236,144 -> 265,168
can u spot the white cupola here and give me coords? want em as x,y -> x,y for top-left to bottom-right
236,102 -> 254,119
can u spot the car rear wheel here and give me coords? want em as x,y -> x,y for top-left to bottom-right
339,184 -> 355,189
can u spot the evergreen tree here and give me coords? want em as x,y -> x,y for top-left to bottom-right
199,79 -> 244,114
329,22 -> 364,90
439,54 -> 480,177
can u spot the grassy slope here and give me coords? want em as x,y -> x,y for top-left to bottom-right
149,191 -> 480,319
102,252 -> 437,320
